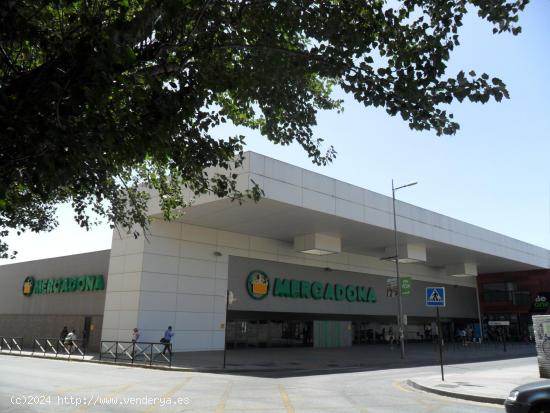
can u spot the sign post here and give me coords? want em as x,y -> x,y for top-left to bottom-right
426,287 -> 446,381
436,307 -> 444,381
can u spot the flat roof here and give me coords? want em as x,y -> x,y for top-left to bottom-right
0,250 -> 111,268
145,152 -> 549,274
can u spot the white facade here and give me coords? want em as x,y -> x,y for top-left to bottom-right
101,152 -> 550,352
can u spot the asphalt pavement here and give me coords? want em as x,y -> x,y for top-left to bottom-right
0,353 -> 524,412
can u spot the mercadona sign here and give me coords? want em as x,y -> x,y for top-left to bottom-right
246,270 -> 376,303
22,275 -> 105,296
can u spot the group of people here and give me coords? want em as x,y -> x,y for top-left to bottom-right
457,326 -> 474,345
131,326 -> 174,356
57,325 -> 175,355
372,328 -> 397,344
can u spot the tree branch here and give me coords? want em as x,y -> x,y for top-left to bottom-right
0,44 -> 19,74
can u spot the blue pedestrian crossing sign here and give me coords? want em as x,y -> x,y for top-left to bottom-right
426,287 -> 445,307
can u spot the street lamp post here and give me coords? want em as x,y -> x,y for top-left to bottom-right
392,179 -> 417,360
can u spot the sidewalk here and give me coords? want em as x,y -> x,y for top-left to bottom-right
408,357 -> 544,404
1,341 -> 537,375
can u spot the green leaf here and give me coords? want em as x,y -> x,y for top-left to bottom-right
0,0 -> 523,258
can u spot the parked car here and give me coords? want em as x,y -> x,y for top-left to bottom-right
505,380 -> 550,413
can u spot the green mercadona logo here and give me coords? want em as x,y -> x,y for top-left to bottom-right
246,270 -> 377,304
22,274 -> 105,296
246,270 -> 270,300
22,276 -> 34,296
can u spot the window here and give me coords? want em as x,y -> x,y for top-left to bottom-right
482,283 -> 508,302
512,291 -> 531,306
482,282 -> 530,305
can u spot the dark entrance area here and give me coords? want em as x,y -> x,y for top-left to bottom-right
226,311 -> 475,349
226,320 -> 313,348
226,311 -> 354,349
82,316 -> 92,350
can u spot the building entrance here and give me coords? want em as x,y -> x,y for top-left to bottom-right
227,311 -> 476,348
226,312 -> 394,348
226,319 -> 357,348
226,320 -> 313,348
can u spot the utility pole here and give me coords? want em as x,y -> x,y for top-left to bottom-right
392,179 -> 417,360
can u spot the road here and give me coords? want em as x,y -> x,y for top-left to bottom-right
0,354 -> 510,412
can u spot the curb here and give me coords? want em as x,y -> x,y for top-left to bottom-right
406,379 -> 505,405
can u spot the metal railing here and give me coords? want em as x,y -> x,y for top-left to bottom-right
32,337 -> 87,360
431,338 -> 534,354
99,341 -> 172,367
0,337 -> 23,354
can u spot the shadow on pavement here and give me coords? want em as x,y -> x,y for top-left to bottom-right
4,341 -> 535,379
171,342 -> 536,378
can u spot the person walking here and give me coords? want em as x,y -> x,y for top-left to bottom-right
424,325 -> 431,342
460,328 -> 467,346
388,327 -> 396,347
131,328 -> 140,359
64,329 -> 77,352
132,328 -> 140,343
59,326 -> 68,341
161,326 -> 174,356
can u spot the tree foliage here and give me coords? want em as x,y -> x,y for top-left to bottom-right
0,0 -> 528,258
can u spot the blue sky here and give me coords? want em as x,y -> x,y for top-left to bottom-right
3,1 -> 550,263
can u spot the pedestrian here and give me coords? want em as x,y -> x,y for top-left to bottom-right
388,327 -> 396,346
60,326 -> 68,341
424,325 -> 431,342
131,328 -> 140,359
64,329 -> 77,352
132,328 -> 140,343
460,328 -> 467,346
161,326 -> 174,356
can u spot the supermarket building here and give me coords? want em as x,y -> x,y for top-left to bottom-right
0,152 -> 548,352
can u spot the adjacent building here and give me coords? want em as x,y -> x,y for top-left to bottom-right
0,250 -> 109,351
478,269 -> 550,340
